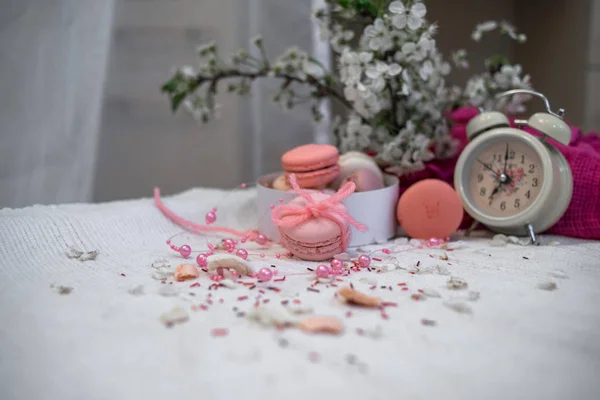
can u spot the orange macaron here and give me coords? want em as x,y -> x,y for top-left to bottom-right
396,179 -> 464,239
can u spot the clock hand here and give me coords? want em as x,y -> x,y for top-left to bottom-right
503,143 -> 509,174
476,159 -> 500,176
488,184 -> 501,205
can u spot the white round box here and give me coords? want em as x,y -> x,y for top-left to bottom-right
256,172 -> 400,247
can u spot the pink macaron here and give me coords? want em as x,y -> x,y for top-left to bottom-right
278,192 -> 351,261
281,144 -> 340,188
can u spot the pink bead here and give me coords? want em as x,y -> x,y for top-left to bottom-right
269,204 -> 275,209
382,248 -> 391,254
231,270 -> 239,278
179,244 -> 192,258
241,183 -> 247,188
426,237 -> 446,248
357,254 -> 371,268
330,258 -> 343,271
276,254 -> 281,259
224,238 -> 236,250
166,239 -> 171,244
316,264 -> 330,278
278,198 -> 284,203
241,238 -> 247,243
256,234 -> 268,246
236,248 -> 248,260
196,253 -> 208,267
257,268 -> 273,282
205,211 -> 217,225
260,253 -> 265,258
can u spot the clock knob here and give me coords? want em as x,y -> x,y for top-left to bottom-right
527,112 -> 571,146
466,111 -> 509,141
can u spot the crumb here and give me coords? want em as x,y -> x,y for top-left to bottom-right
211,328 -> 229,337
443,300 -> 472,314
346,354 -> 357,364
52,285 -> 73,295
447,277 -> 468,290
337,286 -> 381,307
79,251 -> 99,261
421,319 -> 436,326
160,306 -> 189,327
440,253 -> 449,261
175,264 -> 200,281
537,281 -> 557,291
297,316 -> 344,335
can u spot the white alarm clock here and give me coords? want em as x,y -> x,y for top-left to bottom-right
454,89 -> 573,244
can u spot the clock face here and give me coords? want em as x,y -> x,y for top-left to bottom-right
468,140 -> 543,217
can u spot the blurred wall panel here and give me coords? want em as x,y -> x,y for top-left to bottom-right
93,0 -> 242,202
583,0 -> 600,132
0,0 -> 115,207
515,0 -> 592,127
427,0 -> 515,87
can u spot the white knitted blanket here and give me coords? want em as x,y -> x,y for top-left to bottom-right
1,188 -> 599,400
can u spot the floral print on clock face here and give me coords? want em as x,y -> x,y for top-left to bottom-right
470,141 -> 543,217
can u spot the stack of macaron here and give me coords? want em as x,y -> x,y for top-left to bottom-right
272,144 -> 385,192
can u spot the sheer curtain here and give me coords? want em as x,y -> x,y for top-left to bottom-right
0,0 -> 115,208
0,0 -> 327,206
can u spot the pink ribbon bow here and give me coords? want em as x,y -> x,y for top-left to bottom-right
272,174 -> 367,251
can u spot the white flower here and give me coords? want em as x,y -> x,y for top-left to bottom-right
419,60 -> 434,81
439,61 -> 451,75
389,1 -> 427,31
472,20 -> 498,42
387,63 -> 403,76
302,60 -> 323,77
452,49 -> 469,69
180,65 -> 196,78
358,52 -> 373,64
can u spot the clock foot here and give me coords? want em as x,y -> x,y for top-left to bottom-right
526,224 -> 539,246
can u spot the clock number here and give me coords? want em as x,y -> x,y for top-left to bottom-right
509,150 -> 515,160
480,187 -> 486,196
493,154 -> 502,162
477,173 -> 483,183
532,178 -> 538,187
528,164 -> 535,173
514,198 -> 520,208
521,155 -> 525,164
500,201 -> 506,211
525,190 -> 531,199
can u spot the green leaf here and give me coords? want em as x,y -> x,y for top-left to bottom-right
171,92 -> 187,112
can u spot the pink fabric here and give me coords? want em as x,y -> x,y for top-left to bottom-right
272,174 -> 367,251
396,107 -> 600,239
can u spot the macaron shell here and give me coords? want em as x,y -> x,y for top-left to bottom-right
282,144 -> 339,172
334,151 -> 383,188
344,168 -> 385,192
396,179 -> 464,239
286,164 -> 340,188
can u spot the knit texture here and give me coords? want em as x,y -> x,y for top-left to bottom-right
1,188 -> 600,400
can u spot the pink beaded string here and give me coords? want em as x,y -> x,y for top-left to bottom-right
155,181 -> 452,283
